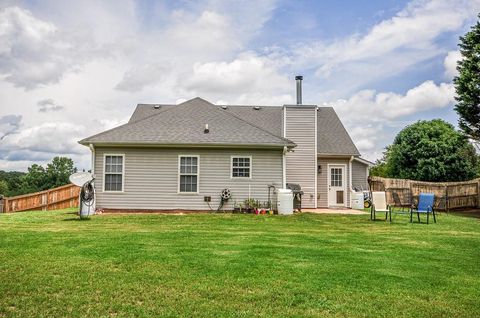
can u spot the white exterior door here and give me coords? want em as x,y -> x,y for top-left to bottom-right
328,165 -> 346,207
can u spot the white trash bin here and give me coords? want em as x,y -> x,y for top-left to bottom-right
351,192 -> 364,210
277,189 -> 293,215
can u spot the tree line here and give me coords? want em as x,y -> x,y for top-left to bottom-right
371,15 -> 480,182
0,157 -> 77,197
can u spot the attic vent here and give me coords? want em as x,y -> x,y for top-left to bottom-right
221,105 -> 228,110
153,105 -> 161,109
253,106 -> 261,110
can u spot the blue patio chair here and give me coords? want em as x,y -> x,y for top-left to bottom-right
410,193 -> 436,224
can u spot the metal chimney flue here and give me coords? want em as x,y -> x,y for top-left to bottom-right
295,75 -> 303,105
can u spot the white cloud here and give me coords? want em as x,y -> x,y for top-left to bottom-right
293,0 -> 480,96
334,80 -> 455,122
444,50 -> 462,79
0,114 -> 21,140
1,122 -> 86,154
37,98 -> 64,112
331,80 -> 455,160
0,0 -> 477,171
0,7 -> 81,89
184,53 -> 290,95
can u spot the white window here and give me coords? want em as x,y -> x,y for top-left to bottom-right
179,156 -> 199,193
104,154 -> 124,192
231,156 -> 251,178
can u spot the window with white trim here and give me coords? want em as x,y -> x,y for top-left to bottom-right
104,155 -> 124,191
232,156 -> 251,178
179,156 -> 199,193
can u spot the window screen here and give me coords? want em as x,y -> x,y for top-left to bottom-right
179,156 -> 198,192
232,157 -> 251,178
104,155 -> 123,191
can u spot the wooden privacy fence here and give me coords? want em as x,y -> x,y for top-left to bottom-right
0,184 -> 80,213
369,176 -> 480,211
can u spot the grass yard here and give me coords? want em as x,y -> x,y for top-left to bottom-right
0,210 -> 479,317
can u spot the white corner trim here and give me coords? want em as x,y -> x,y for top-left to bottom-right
349,156 -> 354,208
314,106 -> 318,208
282,146 -> 287,189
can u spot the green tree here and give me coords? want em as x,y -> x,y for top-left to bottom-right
387,119 -> 479,182
454,14 -> 480,140
45,157 -> 77,188
21,164 -> 48,193
0,170 -> 25,196
369,147 -> 392,178
0,180 -> 8,196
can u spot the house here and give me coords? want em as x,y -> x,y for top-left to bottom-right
79,78 -> 371,211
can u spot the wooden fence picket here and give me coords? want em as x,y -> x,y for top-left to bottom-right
1,184 -> 80,213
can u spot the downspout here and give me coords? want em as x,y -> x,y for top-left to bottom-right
89,144 -> 95,175
349,155 -> 354,208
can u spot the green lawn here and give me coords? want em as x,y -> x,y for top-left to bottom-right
0,210 -> 479,317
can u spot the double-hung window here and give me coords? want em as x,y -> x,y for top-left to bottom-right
231,156 -> 251,178
104,154 -> 124,191
179,156 -> 199,193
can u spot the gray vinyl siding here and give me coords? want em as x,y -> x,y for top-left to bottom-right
352,160 -> 369,191
285,106 -> 317,208
94,147 -> 283,210
317,157 -> 351,208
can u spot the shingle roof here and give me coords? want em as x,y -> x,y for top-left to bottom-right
316,107 -> 360,156
81,98 -> 360,156
128,104 -> 175,123
220,105 -> 359,155
219,105 -> 283,136
80,98 -> 295,148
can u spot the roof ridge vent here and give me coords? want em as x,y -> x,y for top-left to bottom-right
253,106 -> 261,110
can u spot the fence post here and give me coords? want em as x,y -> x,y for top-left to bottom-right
477,180 -> 480,208
445,185 -> 449,213
4,198 -> 9,213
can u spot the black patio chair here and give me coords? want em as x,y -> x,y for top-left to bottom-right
388,192 -> 411,222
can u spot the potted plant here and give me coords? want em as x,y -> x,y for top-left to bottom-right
244,198 -> 256,213
233,200 -> 240,213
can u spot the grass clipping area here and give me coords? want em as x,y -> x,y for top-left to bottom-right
0,209 -> 479,317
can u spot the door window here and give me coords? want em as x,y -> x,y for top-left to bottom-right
330,168 -> 343,187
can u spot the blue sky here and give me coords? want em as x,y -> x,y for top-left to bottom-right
0,0 -> 478,171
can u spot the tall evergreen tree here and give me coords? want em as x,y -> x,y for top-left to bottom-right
454,14 -> 480,140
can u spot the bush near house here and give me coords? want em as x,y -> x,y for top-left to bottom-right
0,210 -> 479,317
